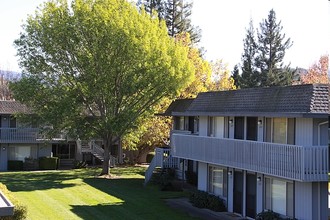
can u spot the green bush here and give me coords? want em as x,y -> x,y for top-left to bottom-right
256,210 -> 297,220
150,168 -> 181,191
146,152 -> 155,163
7,161 -> 23,171
189,190 -> 226,212
185,171 -> 197,186
24,158 -> 39,171
39,157 -> 58,170
0,183 -> 27,220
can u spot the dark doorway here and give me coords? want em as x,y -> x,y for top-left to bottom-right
234,117 -> 244,140
233,171 -> 243,215
188,117 -> 194,133
246,173 -> 257,218
52,143 -> 76,159
246,117 -> 258,141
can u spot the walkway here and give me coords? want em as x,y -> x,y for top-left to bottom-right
165,198 -> 249,220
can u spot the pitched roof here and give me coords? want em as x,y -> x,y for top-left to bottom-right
0,101 -> 31,114
160,99 -> 194,116
172,84 -> 329,117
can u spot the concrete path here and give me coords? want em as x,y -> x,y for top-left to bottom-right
165,198 -> 248,220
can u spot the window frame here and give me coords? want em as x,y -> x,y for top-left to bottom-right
208,165 -> 227,199
264,176 -> 294,218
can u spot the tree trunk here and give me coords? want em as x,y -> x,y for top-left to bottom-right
101,136 -> 111,175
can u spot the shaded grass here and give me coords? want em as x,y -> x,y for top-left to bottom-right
0,166 -> 193,220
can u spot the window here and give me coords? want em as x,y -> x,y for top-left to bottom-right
179,117 -> 185,130
193,116 -> 199,134
273,118 -> 287,144
265,118 -> 295,144
8,146 -> 32,161
208,117 -> 215,137
264,177 -> 294,217
208,166 -> 227,198
173,117 -> 185,130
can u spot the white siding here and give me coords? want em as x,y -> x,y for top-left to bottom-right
199,116 -> 208,137
257,117 -> 264,142
256,173 -> 263,214
295,182 -> 313,220
215,117 -> 225,138
198,162 -> 208,192
295,118 -> 313,146
227,168 -> 234,212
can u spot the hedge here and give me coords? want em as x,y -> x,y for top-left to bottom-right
0,183 -> 27,220
7,161 -> 23,171
39,157 -> 58,170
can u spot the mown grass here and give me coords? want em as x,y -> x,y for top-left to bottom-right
0,166 -> 192,220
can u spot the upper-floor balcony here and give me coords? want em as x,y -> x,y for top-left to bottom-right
171,132 -> 328,182
0,128 -> 66,143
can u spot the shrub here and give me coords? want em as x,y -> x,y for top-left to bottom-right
7,161 -> 23,171
24,158 -> 39,171
185,170 -> 197,186
146,152 -> 155,163
256,210 -> 297,220
150,168 -> 181,191
39,157 -> 58,170
189,190 -> 226,212
0,183 -> 27,220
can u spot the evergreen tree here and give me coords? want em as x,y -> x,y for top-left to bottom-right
255,9 -> 293,87
231,64 -> 241,88
240,19 -> 259,88
137,0 -> 166,20
138,0 -> 201,44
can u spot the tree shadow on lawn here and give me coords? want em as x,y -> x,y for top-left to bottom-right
0,168 -> 100,192
74,177 -> 192,220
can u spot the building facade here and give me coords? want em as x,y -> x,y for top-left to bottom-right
165,84 -> 329,219
0,100 -> 81,171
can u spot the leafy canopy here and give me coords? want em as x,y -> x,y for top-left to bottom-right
12,0 -> 194,174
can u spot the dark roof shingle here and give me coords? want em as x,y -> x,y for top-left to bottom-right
172,84 -> 329,117
0,101 -> 31,114
161,99 -> 194,116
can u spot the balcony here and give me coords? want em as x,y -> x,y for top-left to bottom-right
0,128 -> 40,143
171,133 -> 328,182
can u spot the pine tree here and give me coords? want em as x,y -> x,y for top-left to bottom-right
255,9 -> 293,87
137,0 -> 166,20
240,19 -> 259,88
231,65 -> 241,88
138,0 -> 201,44
165,0 -> 201,43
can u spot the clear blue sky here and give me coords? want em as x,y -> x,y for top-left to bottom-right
0,0 -> 329,72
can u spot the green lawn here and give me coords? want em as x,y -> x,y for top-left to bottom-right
0,166 -> 193,220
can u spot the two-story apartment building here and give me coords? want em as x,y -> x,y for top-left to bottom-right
0,100 -> 81,171
165,84 -> 328,219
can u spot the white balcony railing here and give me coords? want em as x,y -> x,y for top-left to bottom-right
0,128 -> 40,143
171,134 -> 328,182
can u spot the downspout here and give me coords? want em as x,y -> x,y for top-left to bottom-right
317,121 -> 328,146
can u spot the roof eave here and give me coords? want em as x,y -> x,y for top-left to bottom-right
172,111 -> 329,118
